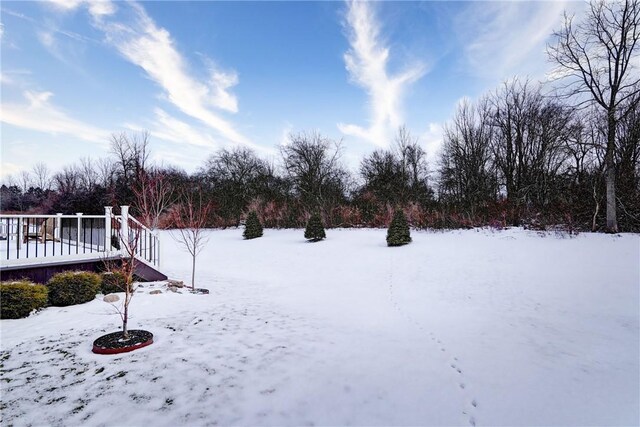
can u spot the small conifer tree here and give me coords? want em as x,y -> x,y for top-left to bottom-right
304,212 -> 326,242
386,209 -> 411,246
243,210 -> 263,239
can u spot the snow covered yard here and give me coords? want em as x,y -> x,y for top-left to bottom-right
1,228 -> 638,426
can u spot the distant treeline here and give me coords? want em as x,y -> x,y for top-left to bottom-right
2,78 -> 639,232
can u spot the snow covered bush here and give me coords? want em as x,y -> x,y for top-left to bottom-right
304,212 -> 326,241
0,281 -> 48,319
100,271 -> 129,294
47,271 -> 100,307
243,211 -> 263,239
386,209 -> 411,246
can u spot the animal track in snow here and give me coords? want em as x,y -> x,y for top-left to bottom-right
386,256 -> 479,426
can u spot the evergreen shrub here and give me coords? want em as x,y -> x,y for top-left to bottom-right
100,271 -> 129,294
387,209 -> 412,246
304,212 -> 326,242
47,271 -> 101,306
243,211 -> 263,239
0,281 -> 48,319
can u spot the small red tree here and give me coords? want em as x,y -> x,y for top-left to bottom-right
103,218 -> 141,339
171,191 -> 212,290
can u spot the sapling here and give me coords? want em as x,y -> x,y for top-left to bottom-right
171,191 -> 212,290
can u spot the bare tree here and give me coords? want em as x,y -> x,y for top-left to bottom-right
281,131 -> 349,216
17,170 -> 32,193
110,131 -> 150,190
359,127 -> 431,206
548,0 -> 640,232
200,147 -> 267,226
490,79 -> 573,213
78,157 -> 100,192
171,190 -> 212,290
96,157 -> 117,189
394,126 -> 431,204
31,163 -> 51,191
105,220 -> 142,339
53,166 -> 80,195
133,169 -> 176,230
438,98 -> 497,217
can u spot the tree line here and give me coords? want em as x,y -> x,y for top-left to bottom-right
2,0 -> 638,232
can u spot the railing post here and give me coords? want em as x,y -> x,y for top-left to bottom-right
104,206 -> 112,252
76,213 -> 83,252
55,213 -> 62,240
120,205 -> 130,257
17,217 -> 23,250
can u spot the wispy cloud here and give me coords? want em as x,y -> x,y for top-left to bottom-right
134,108 -> 219,149
455,2 -> 572,81
338,0 -> 426,148
43,0 -> 251,148
1,90 -> 110,143
87,2 -> 250,147
46,0 -> 116,18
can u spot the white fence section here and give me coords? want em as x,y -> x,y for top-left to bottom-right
0,206 -> 160,270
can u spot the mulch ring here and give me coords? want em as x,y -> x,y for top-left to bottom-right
92,330 -> 153,355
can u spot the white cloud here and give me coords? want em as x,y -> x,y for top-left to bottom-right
456,2 -> 573,80
279,122 -> 294,147
46,0 -> 116,18
90,2 -> 250,147
338,0 -> 426,148
1,90 -> 110,143
420,122 -> 444,167
0,162 -> 25,180
145,108 -> 219,149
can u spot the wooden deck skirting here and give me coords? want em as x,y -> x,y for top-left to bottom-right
0,206 -> 166,283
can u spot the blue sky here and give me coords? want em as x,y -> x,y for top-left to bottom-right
0,0 -> 585,180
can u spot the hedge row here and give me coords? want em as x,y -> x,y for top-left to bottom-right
1,270 -> 132,319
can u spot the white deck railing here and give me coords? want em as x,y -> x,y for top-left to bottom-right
0,205 -> 160,270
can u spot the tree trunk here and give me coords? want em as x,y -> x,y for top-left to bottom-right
123,293 -> 129,339
191,255 -> 196,290
605,111 -> 618,233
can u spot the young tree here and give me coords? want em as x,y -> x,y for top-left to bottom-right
387,209 -> 411,246
243,210 -> 263,239
304,212 -> 326,242
171,190 -> 212,290
548,0 -> 640,232
104,214 -> 142,340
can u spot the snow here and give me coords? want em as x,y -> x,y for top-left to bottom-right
1,228 -> 638,426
